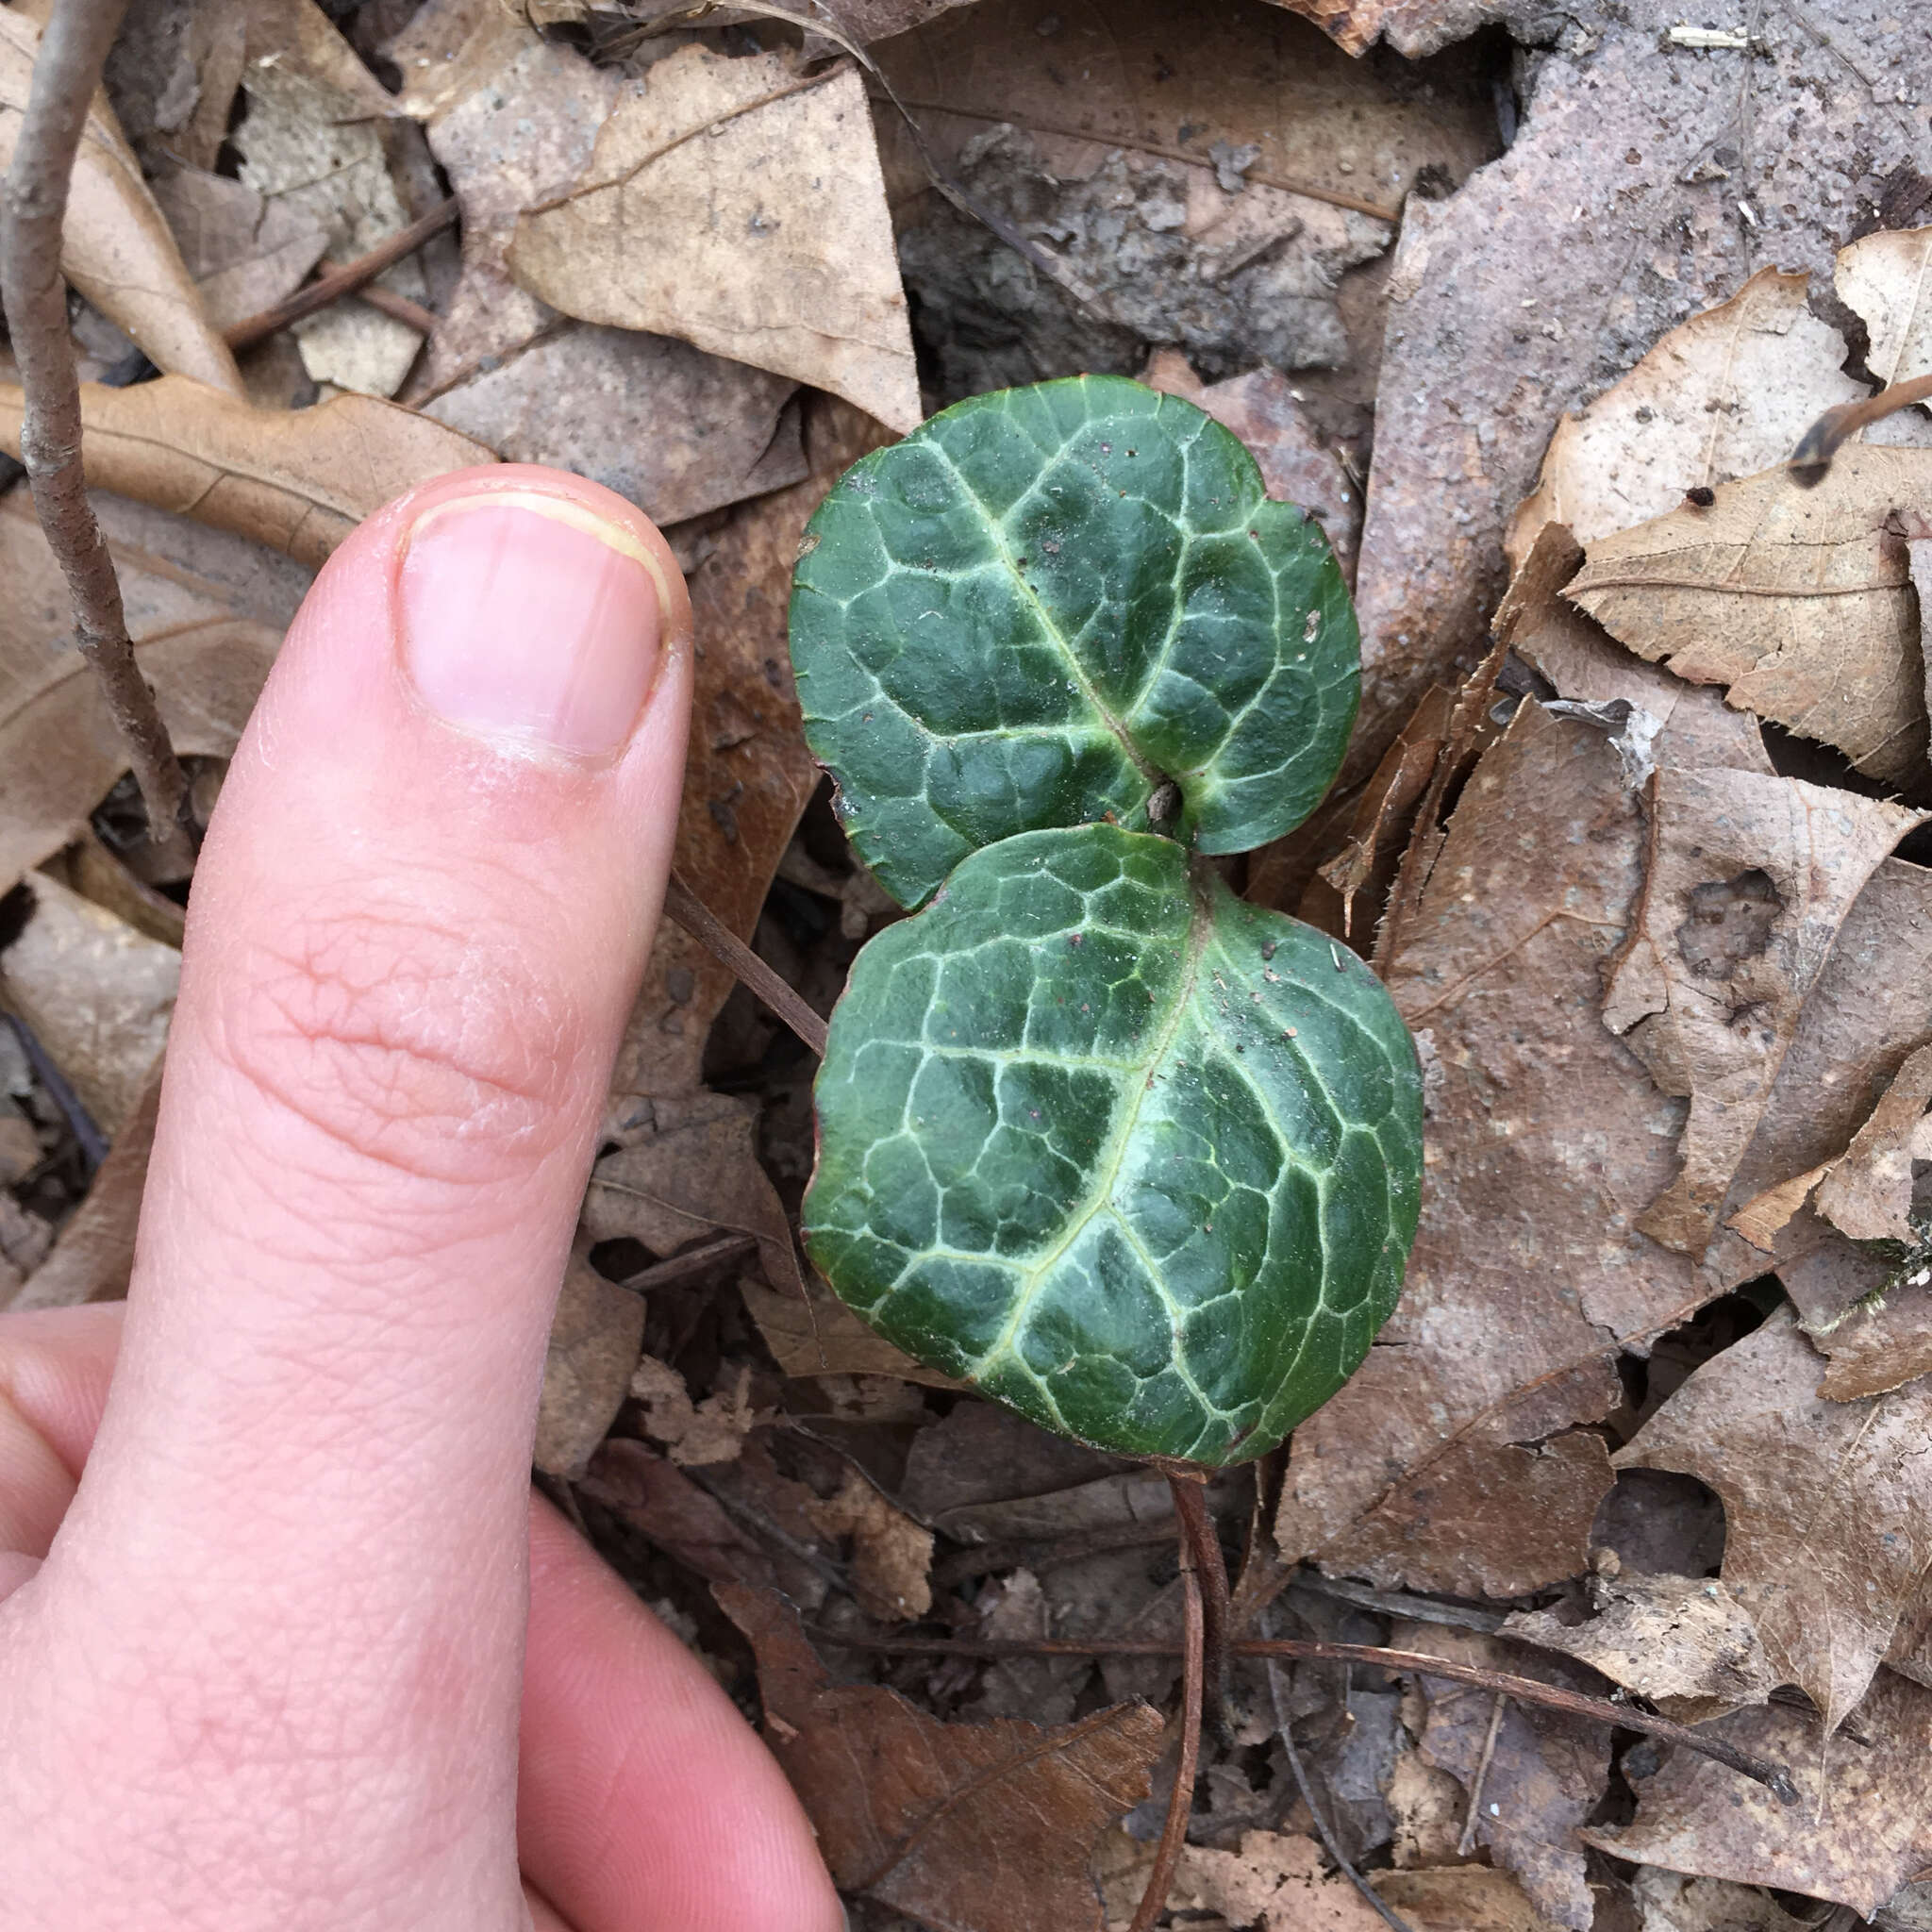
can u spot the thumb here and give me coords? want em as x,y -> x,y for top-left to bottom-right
33,467 -> 691,1899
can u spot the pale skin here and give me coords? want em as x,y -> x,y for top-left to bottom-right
0,465 -> 847,1931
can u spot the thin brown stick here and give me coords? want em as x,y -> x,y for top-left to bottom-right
1126,1524 -> 1204,1932
1790,372 -> 1932,484
663,873 -> 829,1058
1457,1690 -> 1507,1856
613,1231 -> 758,1294
317,259 -> 440,338
1265,1654 -> 1416,1932
1165,1471 -> 1231,1740
0,0 -> 193,871
807,1630 -> 1801,1802
224,198 -> 458,351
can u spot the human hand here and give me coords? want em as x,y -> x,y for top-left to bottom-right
0,467 -> 845,1932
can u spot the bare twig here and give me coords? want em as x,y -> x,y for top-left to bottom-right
0,0 -> 193,870
317,259 -> 440,339
224,198 -> 458,352
1790,372 -> 1932,484
1126,1524 -> 1204,1932
807,1629 -> 1801,1801
614,1232 -> 760,1294
1165,1470 -> 1232,1740
663,872 -> 829,1058
1264,1651 -> 1417,1932
1457,1690 -> 1507,1856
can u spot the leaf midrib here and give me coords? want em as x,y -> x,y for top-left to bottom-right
925,438 -> 1162,793
966,866 -> 1212,1387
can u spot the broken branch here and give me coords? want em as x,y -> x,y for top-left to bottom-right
809,1628 -> 1802,1802
0,0 -> 193,871
663,872 -> 829,1058
1790,371 -> 1932,484
224,198 -> 458,352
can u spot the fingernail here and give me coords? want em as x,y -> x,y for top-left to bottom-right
399,490 -> 666,758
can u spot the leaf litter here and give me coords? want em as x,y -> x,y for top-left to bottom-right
16,0 -> 1932,1927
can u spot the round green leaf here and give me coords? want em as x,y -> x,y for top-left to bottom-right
790,375 -> 1358,910
803,824 -> 1423,1466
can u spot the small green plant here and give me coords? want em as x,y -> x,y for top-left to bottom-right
788,375 -> 1424,1469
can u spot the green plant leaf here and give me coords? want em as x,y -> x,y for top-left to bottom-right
802,824 -> 1423,1466
790,374 -> 1357,909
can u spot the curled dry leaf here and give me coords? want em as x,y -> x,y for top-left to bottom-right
1507,267 -> 1863,568
0,9 -> 242,395
1567,451 -> 1932,791
1615,1307 -> 1932,1732
1581,1666 -> 1932,1919
1838,225 -> 1932,391
508,47 -> 920,433
1599,765 -> 1919,1257
0,377 -> 494,570
1500,1572 -> 1774,1725
717,1584 -> 1164,1932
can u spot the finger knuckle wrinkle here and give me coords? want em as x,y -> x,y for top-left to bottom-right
213,910 -> 587,1184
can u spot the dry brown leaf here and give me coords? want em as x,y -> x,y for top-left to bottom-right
1581,1666 -> 1932,1918
1404,1622 -> 1609,1931
1615,1307 -> 1932,1731
533,1248 -> 646,1478
1814,1288 -> 1932,1404
1838,225 -> 1932,392
717,1584 -> 1165,1932
1567,451 -> 1932,790
147,168 -> 331,335
7,1047 -> 160,1313
1599,765 -> 1919,1256
1345,10 -> 1932,795
628,1355 -> 763,1467
0,496 -> 281,902
508,47 -> 919,432
1500,1572 -> 1774,1724
0,872 -> 178,1140
578,1438 -> 777,1590
1374,1864 -> 1569,1932
0,8 -> 241,395
1807,1040 -> 1932,1245
0,377 -> 494,570
231,4 -> 429,397
804,1467 -> 933,1622
1276,699 -> 1710,1596
1507,268 -> 1864,568
1626,1868 -> 1819,1932
1169,1829 -> 1389,1930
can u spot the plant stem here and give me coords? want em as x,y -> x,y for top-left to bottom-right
1165,1472 -> 1232,1741
1126,1524 -> 1204,1932
0,0 -> 193,872
1790,372 -> 1932,483
662,872 -> 829,1058
224,198 -> 459,351
807,1628 -> 1800,1802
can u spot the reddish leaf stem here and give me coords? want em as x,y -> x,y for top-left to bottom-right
1126,1515 -> 1204,1932
1165,1471 -> 1232,1740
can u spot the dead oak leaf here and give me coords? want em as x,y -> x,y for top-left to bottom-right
1581,1666 -> 1932,1919
508,47 -> 920,433
718,1585 -> 1163,1932
1566,450 -> 1932,791
1615,1307 -> 1932,1733
0,376 -> 494,569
